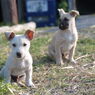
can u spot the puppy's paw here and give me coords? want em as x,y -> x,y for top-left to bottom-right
70,59 -> 77,64
26,81 -> 36,88
56,60 -> 64,66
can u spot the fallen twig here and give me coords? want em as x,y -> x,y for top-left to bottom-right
75,54 -> 91,61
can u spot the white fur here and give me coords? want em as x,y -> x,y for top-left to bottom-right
48,9 -> 79,65
0,33 -> 34,87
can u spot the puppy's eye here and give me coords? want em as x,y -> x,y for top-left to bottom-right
23,43 -> 27,46
12,43 -> 16,47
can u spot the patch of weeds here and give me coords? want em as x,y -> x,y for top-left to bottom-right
77,38 -> 95,55
30,35 -> 50,63
0,80 -> 20,95
75,38 -> 95,64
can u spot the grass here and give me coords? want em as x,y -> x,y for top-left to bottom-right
0,28 -> 95,95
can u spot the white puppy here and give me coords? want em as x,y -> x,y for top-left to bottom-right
0,30 -> 34,87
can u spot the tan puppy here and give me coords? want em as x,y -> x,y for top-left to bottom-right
48,9 -> 79,65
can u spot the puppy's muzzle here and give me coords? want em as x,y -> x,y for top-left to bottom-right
16,52 -> 22,58
59,18 -> 69,30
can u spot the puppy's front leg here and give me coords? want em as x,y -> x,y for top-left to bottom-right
4,69 -> 11,83
55,47 -> 64,65
25,68 -> 34,87
68,43 -> 77,64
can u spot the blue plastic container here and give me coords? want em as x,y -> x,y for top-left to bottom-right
25,0 -> 57,27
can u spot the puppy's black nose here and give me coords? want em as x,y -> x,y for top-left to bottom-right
16,52 -> 21,58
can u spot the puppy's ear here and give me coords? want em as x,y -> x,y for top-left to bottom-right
25,30 -> 34,40
58,9 -> 65,18
5,32 -> 15,40
70,10 -> 79,17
